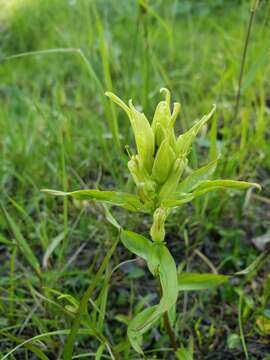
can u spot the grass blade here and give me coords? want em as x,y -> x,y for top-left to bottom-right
63,235 -> 120,360
0,331 -> 50,360
0,202 -> 41,278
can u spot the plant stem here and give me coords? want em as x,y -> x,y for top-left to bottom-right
163,311 -> 178,351
139,0 -> 150,110
58,130 -> 68,266
233,0 -> 259,120
238,292 -> 249,360
158,278 -> 178,351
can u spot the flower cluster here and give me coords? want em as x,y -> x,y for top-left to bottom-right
105,88 -> 215,241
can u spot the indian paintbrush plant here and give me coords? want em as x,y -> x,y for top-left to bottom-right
43,88 -> 260,356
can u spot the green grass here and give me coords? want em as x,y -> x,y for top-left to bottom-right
0,0 -> 270,359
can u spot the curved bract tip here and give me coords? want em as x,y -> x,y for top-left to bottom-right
170,102 -> 181,127
251,182 -> 262,191
128,98 -> 135,110
211,103 -> 217,113
160,87 -> 171,104
105,91 -> 130,115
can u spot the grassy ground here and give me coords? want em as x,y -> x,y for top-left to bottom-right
0,0 -> 270,359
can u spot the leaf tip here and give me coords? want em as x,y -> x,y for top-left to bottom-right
41,189 -> 69,196
104,91 -> 112,97
252,182 -> 262,191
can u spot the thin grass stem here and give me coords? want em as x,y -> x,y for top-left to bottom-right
63,235 -> 120,360
238,292 -> 249,360
233,0 -> 259,120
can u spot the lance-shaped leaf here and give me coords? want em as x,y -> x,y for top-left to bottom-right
42,189 -> 143,212
178,272 -> 230,291
176,347 -> 194,360
191,179 -> 261,197
121,230 -> 152,261
1,202 -> 41,277
161,193 -> 195,208
177,159 -> 218,193
127,243 -> 178,354
162,179 -> 261,208
176,105 -> 216,157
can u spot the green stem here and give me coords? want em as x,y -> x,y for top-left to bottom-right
140,0 -> 150,110
163,311 -> 178,351
158,279 -> 178,351
238,292 -> 249,360
58,131 -> 68,266
233,0 -> 259,120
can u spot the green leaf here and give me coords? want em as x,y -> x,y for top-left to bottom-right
163,179 -> 260,208
0,234 -> 14,245
103,204 -> 122,230
178,272 -> 230,291
235,245 -> 270,275
43,287 -> 79,312
158,244 -> 178,310
121,230 -> 151,261
127,243 -> 178,354
176,347 -> 193,360
42,189 -> 142,212
176,105 -> 216,157
193,179 -> 261,194
161,193 -> 195,208
127,306 -> 159,354
242,43 -> 270,92
0,203 -> 41,277
95,343 -> 106,360
42,232 -> 65,269
0,328 -> 106,360
227,333 -> 241,350
62,237 -> 119,360
177,159 -> 218,193
0,331 -> 50,360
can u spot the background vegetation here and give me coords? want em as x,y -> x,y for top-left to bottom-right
0,0 -> 270,359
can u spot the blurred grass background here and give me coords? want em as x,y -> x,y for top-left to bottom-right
0,0 -> 270,359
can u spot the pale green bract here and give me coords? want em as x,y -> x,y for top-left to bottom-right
43,88 -> 261,355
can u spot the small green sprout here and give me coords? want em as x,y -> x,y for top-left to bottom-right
43,88 -> 260,355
